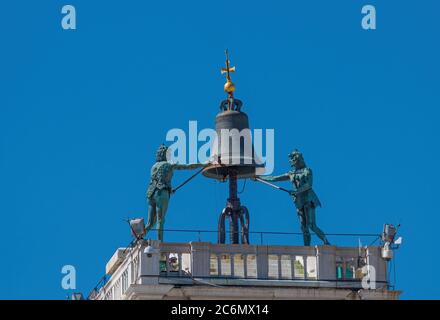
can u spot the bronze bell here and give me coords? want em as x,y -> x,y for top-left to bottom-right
202,98 -> 265,180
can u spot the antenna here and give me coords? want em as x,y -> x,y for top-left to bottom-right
357,237 -> 367,269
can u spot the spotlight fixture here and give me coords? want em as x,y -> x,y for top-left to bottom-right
381,224 -> 397,244
128,218 -> 146,240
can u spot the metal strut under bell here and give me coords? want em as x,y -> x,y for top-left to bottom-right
218,170 -> 250,244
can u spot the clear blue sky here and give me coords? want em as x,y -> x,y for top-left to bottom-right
0,0 -> 439,299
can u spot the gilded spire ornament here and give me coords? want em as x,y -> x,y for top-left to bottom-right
221,49 -> 236,95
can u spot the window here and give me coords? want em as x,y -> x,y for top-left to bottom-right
104,287 -> 113,300
210,254 -> 218,276
281,255 -> 292,279
159,253 -> 167,272
306,256 -> 317,279
114,279 -> 121,300
268,255 -> 279,279
336,258 -> 357,280
181,253 -> 191,275
234,254 -> 245,278
345,263 -> 355,279
294,256 -> 305,279
336,264 -> 343,279
121,269 -> 129,294
168,253 -> 180,273
220,254 -> 231,276
246,254 -> 257,278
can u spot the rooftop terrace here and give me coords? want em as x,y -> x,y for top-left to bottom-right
89,238 -> 400,300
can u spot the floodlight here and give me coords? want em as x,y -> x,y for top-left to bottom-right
381,242 -> 393,260
394,236 -> 403,245
381,224 -> 397,243
129,218 -> 146,240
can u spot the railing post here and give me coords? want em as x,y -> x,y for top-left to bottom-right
190,242 -> 211,278
316,245 -> 336,281
256,245 -> 269,279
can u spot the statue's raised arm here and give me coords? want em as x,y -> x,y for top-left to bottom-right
257,172 -> 290,183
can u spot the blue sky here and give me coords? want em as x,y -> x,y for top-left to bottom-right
0,0 -> 439,299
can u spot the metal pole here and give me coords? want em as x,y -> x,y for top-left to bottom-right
228,170 -> 240,244
255,177 -> 292,194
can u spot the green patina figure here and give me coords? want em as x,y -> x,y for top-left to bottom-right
257,150 -> 330,246
146,144 -> 207,241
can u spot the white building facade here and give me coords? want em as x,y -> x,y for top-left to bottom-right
89,240 -> 400,300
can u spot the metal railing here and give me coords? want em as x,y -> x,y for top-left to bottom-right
143,228 -> 380,245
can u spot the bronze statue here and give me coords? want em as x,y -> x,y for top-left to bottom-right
146,144 -> 207,241
256,150 -> 330,246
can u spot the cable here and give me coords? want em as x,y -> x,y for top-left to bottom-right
238,178 -> 247,194
367,235 -> 380,247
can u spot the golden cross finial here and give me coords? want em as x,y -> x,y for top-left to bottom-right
221,49 -> 236,94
